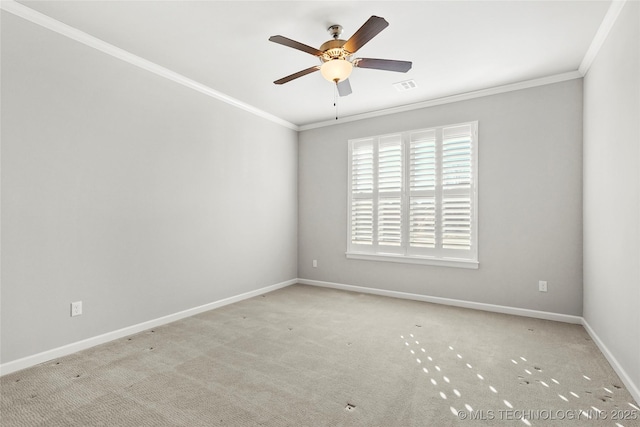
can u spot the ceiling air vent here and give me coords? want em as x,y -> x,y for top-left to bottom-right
393,79 -> 418,92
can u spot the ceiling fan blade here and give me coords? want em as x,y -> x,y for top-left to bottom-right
274,66 -> 320,85
354,58 -> 412,72
269,35 -> 323,56
337,78 -> 352,97
342,16 -> 389,54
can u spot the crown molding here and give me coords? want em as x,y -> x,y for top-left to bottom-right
0,0 -> 299,131
299,71 -> 583,131
2,0 -> 625,133
579,0 -> 628,76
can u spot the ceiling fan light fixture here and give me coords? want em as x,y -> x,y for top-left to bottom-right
320,59 -> 353,83
270,16 -> 411,94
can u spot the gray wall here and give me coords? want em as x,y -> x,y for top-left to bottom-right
583,1 -> 640,397
1,13 -> 298,364
299,80 -> 584,316
5,4 -> 636,399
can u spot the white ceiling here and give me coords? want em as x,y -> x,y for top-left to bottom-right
14,1 -> 611,127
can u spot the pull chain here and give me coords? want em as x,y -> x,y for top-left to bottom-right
334,81 -> 339,120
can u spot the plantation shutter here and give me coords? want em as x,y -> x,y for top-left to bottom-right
350,139 -> 374,248
377,135 -> 403,251
347,121 -> 477,267
441,124 -> 474,254
408,129 -> 437,253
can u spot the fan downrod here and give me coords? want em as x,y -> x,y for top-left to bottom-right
327,24 -> 343,39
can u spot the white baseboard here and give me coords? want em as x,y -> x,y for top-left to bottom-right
299,278 -> 639,405
0,279 -> 297,376
582,319 -> 640,406
298,278 -> 583,324
3,276 -> 638,407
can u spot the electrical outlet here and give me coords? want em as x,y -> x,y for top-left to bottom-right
538,281 -> 548,292
312,260 -> 318,268
71,301 -> 83,317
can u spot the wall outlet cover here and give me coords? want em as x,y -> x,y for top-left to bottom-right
71,301 -> 83,317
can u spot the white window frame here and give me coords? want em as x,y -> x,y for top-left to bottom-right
346,121 -> 479,269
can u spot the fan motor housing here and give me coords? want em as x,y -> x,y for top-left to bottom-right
319,39 -> 351,62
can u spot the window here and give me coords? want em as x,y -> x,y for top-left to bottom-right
347,121 -> 478,268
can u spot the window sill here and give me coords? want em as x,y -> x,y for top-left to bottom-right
345,252 -> 479,269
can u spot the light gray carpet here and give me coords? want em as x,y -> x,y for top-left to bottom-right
1,284 -> 638,426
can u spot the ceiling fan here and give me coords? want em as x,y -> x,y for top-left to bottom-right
269,16 -> 412,96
